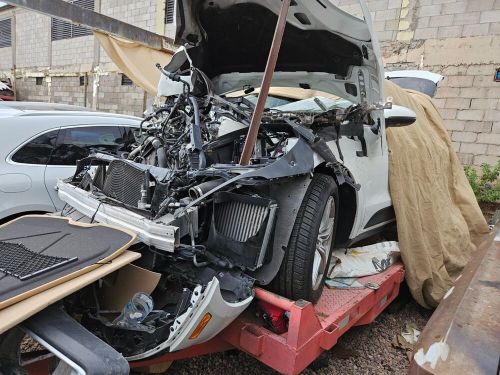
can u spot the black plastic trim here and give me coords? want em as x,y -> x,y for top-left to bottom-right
364,206 -> 395,229
22,306 -> 129,375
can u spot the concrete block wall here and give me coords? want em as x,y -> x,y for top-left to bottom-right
101,0 -> 157,31
16,77 -> 49,101
1,1 -> 499,159
15,9 -> 50,68
51,37 -> 94,68
99,0 -> 158,65
0,1 -> 157,116
97,73 -> 145,116
333,0 -> 500,166
51,75 -> 87,107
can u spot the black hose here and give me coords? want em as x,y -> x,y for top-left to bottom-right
151,138 -> 168,168
188,178 -> 225,199
189,96 -> 206,169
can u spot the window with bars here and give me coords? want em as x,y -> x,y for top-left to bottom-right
51,0 -> 94,41
0,18 -> 11,48
165,0 -> 175,24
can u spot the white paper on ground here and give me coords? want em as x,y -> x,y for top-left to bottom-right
327,241 -> 400,279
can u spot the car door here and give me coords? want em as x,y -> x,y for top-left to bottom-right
1,128 -> 60,219
44,124 -> 137,210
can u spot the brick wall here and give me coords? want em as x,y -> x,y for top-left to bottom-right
333,0 -> 500,166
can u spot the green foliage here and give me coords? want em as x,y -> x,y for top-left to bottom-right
464,161 -> 500,203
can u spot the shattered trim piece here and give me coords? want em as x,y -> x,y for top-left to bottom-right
126,277 -> 253,360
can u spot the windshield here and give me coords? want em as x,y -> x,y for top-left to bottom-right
239,86 -> 354,115
244,94 -> 293,108
271,96 -> 352,113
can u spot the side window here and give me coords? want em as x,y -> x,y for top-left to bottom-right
11,129 -> 59,164
48,126 -> 134,166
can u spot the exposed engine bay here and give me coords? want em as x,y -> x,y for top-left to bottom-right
53,0 -> 388,358
57,59 -> 367,358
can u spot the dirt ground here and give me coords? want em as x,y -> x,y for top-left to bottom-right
168,288 -> 431,375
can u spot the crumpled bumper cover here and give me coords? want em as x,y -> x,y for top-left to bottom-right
126,276 -> 254,361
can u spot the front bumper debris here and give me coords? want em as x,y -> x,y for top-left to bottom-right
57,181 -> 180,252
126,276 -> 254,360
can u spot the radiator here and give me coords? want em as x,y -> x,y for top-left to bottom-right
102,160 -> 146,208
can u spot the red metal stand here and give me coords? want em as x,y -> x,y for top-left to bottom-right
131,263 -> 405,375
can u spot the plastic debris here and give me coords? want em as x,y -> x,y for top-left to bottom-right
392,323 -> 421,356
327,241 -> 400,278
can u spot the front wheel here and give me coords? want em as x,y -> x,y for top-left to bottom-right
273,173 -> 338,303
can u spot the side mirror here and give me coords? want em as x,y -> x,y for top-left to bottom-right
384,105 -> 416,127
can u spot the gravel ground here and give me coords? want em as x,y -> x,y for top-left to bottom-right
168,291 -> 431,375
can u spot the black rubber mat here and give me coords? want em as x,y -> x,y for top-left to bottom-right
0,215 -> 135,307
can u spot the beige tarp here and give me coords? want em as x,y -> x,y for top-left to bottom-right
94,31 -> 173,95
385,80 -> 489,308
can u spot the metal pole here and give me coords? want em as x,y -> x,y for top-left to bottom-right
239,0 -> 291,166
2,0 -> 176,52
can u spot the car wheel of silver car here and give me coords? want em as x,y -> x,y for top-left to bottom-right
273,173 -> 338,303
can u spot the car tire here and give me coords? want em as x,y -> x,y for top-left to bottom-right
274,173 -> 338,303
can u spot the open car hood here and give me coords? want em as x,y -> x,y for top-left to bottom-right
164,0 -> 382,97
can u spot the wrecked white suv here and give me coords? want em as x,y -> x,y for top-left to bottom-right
56,0 -> 416,359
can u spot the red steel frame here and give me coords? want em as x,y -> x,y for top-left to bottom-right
25,263 -> 404,375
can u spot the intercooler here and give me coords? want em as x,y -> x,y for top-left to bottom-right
207,192 -> 278,270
